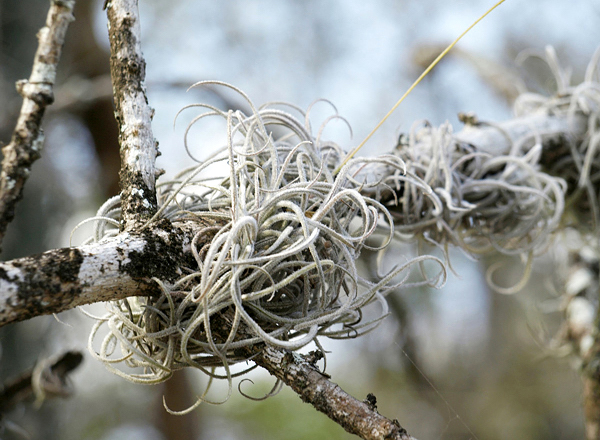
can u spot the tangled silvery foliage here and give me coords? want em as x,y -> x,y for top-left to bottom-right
83,82 -> 445,404
382,120 -> 565,256
515,46 -> 600,231
371,48 -> 600,291
82,49 -> 600,406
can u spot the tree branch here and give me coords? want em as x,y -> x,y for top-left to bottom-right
0,350 -> 83,413
253,347 -> 418,440
561,244 -> 600,440
105,0 -> 159,229
0,220 -> 198,327
0,0 -> 75,251
454,112 -> 587,157
210,310 -> 419,439
583,329 -> 600,440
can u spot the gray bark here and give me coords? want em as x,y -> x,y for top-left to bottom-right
106,0 -> 159,229
0,0 -> 75,251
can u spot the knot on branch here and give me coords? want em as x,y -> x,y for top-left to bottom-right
15,79 -> 54,105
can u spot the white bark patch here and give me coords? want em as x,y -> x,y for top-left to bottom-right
77,234 -> 147,300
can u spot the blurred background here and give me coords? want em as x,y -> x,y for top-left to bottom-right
0,0 -> 598,438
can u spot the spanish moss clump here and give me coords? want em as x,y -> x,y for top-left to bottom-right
82,48 -> 600,401
372,49 -> 600,264
379,120 -> 565,257
515,46 -> 600,231
84,82 -> 444,398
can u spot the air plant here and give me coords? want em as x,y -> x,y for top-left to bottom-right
84,83 -> 445,410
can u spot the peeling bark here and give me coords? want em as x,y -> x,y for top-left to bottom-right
106,0 -> 159,229
0,0 -> 75,251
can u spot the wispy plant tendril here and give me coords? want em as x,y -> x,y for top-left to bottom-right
83,48 -> 600,406
84,83 -> 445,408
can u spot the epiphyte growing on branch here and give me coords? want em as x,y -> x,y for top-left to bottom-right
83,83 -> 445,405
81,47 -> 600,404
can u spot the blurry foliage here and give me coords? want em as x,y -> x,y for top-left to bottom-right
224,387 -> 351,440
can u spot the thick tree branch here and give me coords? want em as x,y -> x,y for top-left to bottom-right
0,220 -> 197,327
105,0 -> 159,229
0,0 -> 75,251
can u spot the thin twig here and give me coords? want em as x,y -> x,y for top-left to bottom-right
583,335 -> 600,440
561,241 -> 600,440
0,0 -> 75,252
253,346 -> 418,440
208,310 -> 419,439
105,0 -> 159,230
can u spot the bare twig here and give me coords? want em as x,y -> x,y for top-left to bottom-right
583,337 -> 600,440
0,350 -> 83,413
209,311 -> 419,439
253,347 -> 418,440
105,0 -> 159,229
0,0 -> 75,251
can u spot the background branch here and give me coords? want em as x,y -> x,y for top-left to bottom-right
454,112 -> 587,157
561,244 -> 600,440
0,350 -> 83,413
0,0 -> 75,251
